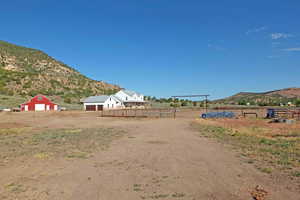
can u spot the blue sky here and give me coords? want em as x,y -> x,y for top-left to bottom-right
1,0 -> 300,99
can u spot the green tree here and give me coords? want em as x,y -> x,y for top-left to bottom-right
295,99 -> 300,107
238,100 -> 247,106
170,102 -> 179,107
181,101 -> 188,106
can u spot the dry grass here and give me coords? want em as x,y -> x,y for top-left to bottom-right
0,127 -> 125,163
192,118 -> 300,177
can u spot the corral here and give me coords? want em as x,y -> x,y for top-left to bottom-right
101,108 -> 176,118
0,109 -> 299,200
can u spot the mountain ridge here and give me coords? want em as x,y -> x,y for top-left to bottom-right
0,40 -> 120,103
214,87 -> 300,106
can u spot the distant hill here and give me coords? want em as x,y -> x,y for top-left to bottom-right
0,40 -> 120,103
214,88 -> 300,106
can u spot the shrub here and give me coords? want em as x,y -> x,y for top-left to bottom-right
295,99 -> 300,107
238,100 -> 247,105
64,97 -> 72,104
181,101 -> 188,106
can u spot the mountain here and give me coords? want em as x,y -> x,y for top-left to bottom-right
0,40 -> 120,103
214,88 -> 300,106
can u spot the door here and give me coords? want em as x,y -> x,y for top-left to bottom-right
46,105 -> 50,111
35,104 -> 45,111
85,105 -> 96,111
97,105 -> 103,111
25,105 -> 29,111
54,105 -> 58,111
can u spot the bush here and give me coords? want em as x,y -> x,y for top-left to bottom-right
238,100 -> 247,105
64,97 -> 72,104
258,102 -> 268,107
295,99 -> 300,107
181,102 -> 188,106
170,103 -> 179,107
28,90 -> 38,97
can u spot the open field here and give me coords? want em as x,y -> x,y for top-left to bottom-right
0,111 -> 299,200
192,118 -> 300,177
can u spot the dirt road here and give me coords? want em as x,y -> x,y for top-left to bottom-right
0,113 -> 299,199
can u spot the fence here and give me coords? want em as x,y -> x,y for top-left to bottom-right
268,108 -> 300,119
101,108 -> 176,118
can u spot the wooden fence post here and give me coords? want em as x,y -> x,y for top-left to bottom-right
174,108 -> 177,119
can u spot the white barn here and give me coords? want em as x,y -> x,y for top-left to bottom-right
83,95 -> 124,111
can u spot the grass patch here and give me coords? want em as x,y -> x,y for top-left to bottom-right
0,127 -> 125,162
259,167 -> 273,174
149,194 -> 169,199
33,152 -> 51,159
4,183 -> 26,193
133,184 -> 143,192
0,127 -> 32,135
172,192 -> 185,198
192,120 -> 300,175
291,171 -> 300,177
66,151 -> 88,159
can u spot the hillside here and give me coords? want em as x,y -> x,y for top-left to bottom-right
0,40 -> 120,104
214,88 -> 300,106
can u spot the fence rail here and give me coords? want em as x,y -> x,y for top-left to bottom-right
272,108 -> 300,119
101,108 -> 176,118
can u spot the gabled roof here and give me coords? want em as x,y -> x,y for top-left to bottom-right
83,95 -> 110,103
122,90 -> 142,97
112,95 -> 123,102
20,94 -> 58,105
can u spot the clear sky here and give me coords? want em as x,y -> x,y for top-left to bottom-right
1,0 -> 299,99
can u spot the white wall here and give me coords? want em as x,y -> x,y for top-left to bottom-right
84,96 -> 124,110
103,96 -> 124,109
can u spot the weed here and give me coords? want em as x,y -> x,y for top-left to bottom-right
133,184 -> 142,192
34,152 -> 51,159
4,183 -> 26,193
66,151 -> 88,159
291,171 -> 300,177
259,167 -> 273,174
247,159 -> 255,164
172,192 -> 185,198
150,194 -> 169,199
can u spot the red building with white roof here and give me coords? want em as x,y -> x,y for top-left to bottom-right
20,95 -> 59,111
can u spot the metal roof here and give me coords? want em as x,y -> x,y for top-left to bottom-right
83,95 -> 110,103
112,95 -> 123,102
122,90 -> 142,97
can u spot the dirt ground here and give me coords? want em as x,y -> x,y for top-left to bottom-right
0,111 -> 299,200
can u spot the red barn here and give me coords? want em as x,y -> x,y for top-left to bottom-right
20,95 -> 59,111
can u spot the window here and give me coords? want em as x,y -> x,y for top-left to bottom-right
37,96 -> 43,101
126,97 -> 128,101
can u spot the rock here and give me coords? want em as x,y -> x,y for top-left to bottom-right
250,185 -> 268,200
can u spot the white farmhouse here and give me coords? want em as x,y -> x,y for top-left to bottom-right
115,90 -> 146,108
83,95 -> 124,111
83,89 -> 146,111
